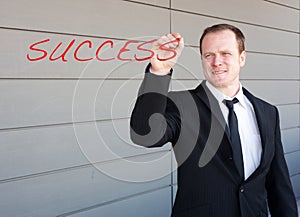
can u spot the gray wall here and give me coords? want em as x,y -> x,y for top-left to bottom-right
0,0 -> 299,216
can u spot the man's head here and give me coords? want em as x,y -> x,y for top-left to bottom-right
200,24 -> 246,95
199,24 -> 245,55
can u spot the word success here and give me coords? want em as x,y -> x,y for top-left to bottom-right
26,38 -> 179,62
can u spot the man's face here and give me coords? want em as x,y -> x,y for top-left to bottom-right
201,30 -> 246,90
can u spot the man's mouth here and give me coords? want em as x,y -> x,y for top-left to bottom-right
212,70 -> 227,75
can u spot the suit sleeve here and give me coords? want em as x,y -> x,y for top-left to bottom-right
266,107 -> 298,217
130,64 -> 181,148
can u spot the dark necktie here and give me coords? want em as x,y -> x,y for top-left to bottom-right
225,98 -> 244,179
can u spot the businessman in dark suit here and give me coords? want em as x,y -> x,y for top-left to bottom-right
130,24 -> 298,217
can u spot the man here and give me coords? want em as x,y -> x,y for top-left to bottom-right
130,24 -> 298,217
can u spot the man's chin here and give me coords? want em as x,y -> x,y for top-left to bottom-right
208,79 -> 227,88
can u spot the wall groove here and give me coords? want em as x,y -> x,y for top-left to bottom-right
0,149 -> 171,184
57,185 -> 172,217
263,0 -> 300,11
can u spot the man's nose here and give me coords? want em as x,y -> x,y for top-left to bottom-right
212,54 -> 223,66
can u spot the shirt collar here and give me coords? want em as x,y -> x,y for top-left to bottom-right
205,81 -> 247,109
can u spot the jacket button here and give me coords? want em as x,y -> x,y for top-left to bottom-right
240,188 -> 244,193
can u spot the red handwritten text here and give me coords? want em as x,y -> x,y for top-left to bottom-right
26,38 -> 178,62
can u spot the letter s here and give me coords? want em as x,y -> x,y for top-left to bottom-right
157,38 -> 178,61
134,39 -> 156,62
26,39 -> 50,61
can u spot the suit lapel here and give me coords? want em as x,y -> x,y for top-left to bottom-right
243,88 -> 267,148
195,81 -> 229,135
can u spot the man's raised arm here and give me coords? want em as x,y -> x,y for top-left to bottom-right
130,33 -> 184,147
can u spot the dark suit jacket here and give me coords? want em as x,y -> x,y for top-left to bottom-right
130,65 -> 298,217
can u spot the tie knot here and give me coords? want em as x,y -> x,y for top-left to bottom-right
225,98 -> 239,110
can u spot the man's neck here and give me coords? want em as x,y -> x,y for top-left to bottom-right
218,84 -> 240,98
206,81 -> 241,99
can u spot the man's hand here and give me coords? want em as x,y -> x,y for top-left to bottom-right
150,33 -> 184,75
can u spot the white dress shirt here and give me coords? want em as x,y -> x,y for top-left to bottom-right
206,81 -> 262,180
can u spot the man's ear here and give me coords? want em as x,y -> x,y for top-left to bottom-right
240,50 -> 246,67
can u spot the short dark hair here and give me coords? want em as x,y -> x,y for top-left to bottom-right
199,23 -> 245,54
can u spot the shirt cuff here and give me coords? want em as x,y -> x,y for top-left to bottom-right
145,63 -> 173,76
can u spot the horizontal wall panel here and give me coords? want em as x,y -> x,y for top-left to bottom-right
291,174 -> 300,198
242,81 -> 299,105
92,150 -> 173,183
286,151 -> 300,176
173,47 -> 205,80
1,0 -> 170,39
172,0 -> 299,32
124,0 -> 170,8
171,11 -> 299,56
66,187 -> 172,217
0,119 -> 172,180
170,79 -> 199,91
0,124 -> 87,180
277,104 -> 300,130
265,0 -> 300,9
0,80 -> 79,128
0,159 -> 171,217
77,119 -> 172,164
241,53 -> 299,80
282,128 -> 300,153
0,79 -> 144,129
